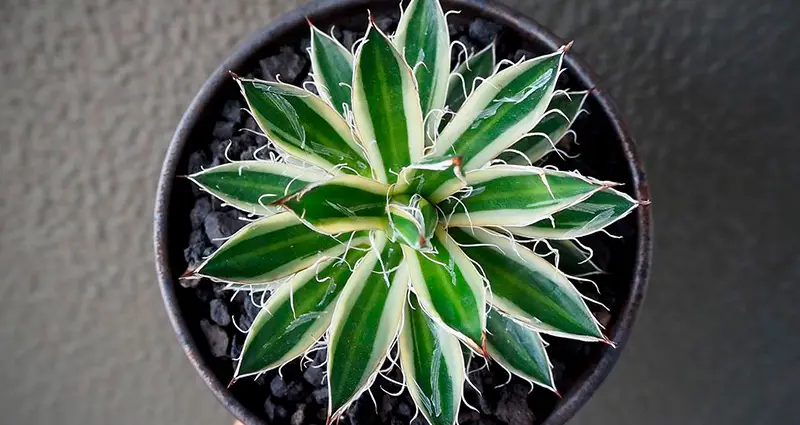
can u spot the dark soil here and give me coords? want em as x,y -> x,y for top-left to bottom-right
171,9 -> 637,425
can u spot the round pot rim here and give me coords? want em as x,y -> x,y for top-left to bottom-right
153,0 -> 653,424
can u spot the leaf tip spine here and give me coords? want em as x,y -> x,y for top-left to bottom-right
180,267 -> 196,279
227,69 -> 241,81
562,40 -> 574,54
480,332 -> 490,359
227,377 -> 237,389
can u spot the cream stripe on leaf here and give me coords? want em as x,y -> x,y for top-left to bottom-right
440,165 -> 614,228
235,77 -> 370,176
402,227 -> 487,354
510,188 -> 639,239
194,213 -> 369,285
309,24 -> 354,117
394,0 -> 450,126
449,227 -> 603,342
399,293 -> 464,425
327,234 -> 409,419
277,175 -> 391,234
499,90 -> 590,165
352,23 -> 425,184
188,161 -> 326,216
234,247 -> 370,378
486,309 -> 556,392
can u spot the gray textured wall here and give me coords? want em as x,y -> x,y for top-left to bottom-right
1,0 -> 798,424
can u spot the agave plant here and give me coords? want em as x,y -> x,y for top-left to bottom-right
184,0 -> 641,423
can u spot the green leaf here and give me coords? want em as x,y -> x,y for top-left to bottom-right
445,43 -> 496,114
510,188 -> 638,239
395,0 -> 450,120
534,239 -> 602,277
433,48 -> 566,172
327,234 -> 409,418
486,309 -> 555,391
402,227 -> 486,353
393,155 -> 466,203
387,194 -> 438,251
500,90 -> 589,165
399,293 -> 465,425
352,23 -> 425,184
309,24 -> 354,117
440,165 -> 613,228
277,175 -> 391,234
188,161 -> 325,216
235,247 -> 370,378
449,227 -> 603,341
194,213 -> 369,285
236,78 -> 370,176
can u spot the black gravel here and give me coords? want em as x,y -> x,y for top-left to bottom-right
175,10 -> 636,425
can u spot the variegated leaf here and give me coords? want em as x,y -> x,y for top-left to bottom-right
534,239 -> 602,277
309,24 -> 354,117
486,309 -> 555,391
445,43 -> 496,114
440,165 -> 614,228
387,194 -> 438,251
500,90 -> 589,165
352,23 -> 425,184
188,161 -> 326,216
402,227 -> 486,353
234,247 -> 370,378
433,48 -> 566,172
194,213 -> 369,285
235,78 -> 370,176
327,234 -> 408,418
395,0 -> 450,122
399,293 -> 464,425
277,175 -> 391,234
393,155 -> 466,203
449,227 -> 603,341
511,188 -> 638,239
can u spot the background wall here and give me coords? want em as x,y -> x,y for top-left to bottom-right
1,0 -> 798,424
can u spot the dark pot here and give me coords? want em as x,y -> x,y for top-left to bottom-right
154,0 -> 653,423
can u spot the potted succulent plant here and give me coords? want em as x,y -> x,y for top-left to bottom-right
154,0 -> 652,424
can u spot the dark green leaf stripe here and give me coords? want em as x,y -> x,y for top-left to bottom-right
445,43 -> 496,114
352,24 -> 424,184
394,155 -> 466,203
279,175 -> 390,234
189,161 -> 325,215
449,227 -> 602,341
403,228 -> 486,352
310,25 -> 354,117
486,309 -> 555,390
395,0 -> 450,117
399,293 -> 464,425
513,188 -> 638,239
443,166 -> 609,227
534,239 -> 602,277
434,50 -> 565,172
195,213 -> 368,284
237,79 -> 370,176
235,247 -> 370,377
327,236 -> 408,417
500,91 -> 589,165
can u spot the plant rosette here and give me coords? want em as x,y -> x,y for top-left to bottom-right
155,1 -> 652,424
